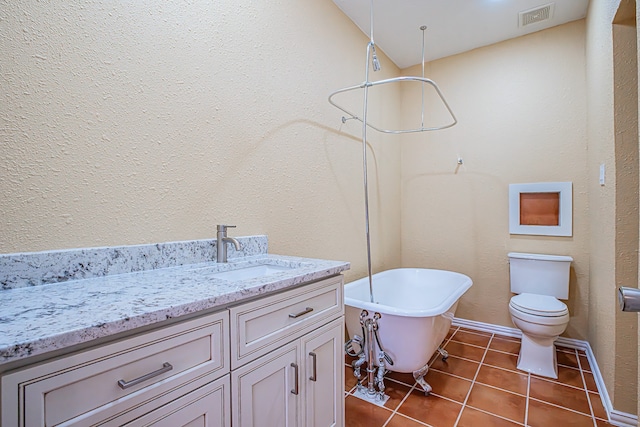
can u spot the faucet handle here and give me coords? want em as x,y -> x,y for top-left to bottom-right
217,224 -> 236,232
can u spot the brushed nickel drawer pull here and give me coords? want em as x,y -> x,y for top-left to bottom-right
291,362 -> 299,395
289,307 -> 313,319
117,362 -> 173,390
309,352 -> 317,382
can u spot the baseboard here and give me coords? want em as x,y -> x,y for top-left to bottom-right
452,317 -> 638,427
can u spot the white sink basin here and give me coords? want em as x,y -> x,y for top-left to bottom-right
211,264 -> 295,281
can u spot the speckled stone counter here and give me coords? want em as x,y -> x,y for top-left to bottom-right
0,236 -> 349,368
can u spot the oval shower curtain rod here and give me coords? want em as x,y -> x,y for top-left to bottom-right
328,75 -> 457,133
328,19 -> 457,133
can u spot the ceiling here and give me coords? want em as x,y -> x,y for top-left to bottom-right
331,0 -> 590,69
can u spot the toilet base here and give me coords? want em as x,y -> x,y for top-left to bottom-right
516,333 -> 558,379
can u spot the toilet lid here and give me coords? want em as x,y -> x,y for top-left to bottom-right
510,293 -> 568,317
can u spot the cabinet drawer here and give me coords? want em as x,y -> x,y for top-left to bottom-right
117,375 -> 230,427
2,310 -> 229,427
230,275 -> 343,369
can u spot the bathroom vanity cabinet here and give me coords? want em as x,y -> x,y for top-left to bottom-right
230,275 -> 344,427
1,275 -> 345,427
1,310 -> 231,427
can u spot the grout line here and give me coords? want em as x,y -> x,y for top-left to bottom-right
385,412 -> 432,427
575,347 -> 599,427
449,338 -> 492,350
425,390 -> 469,406
485,347 -> 520,357
433,352 -> 484,366
453,333 -> 494,426
528,396 -> 598,419
456,326 -> 494,337
383,376 -> 416,388
531,372 -> 595,393
382,377 -> 421,427
381,381 -> 418,427
465,404 -> 527,426
429,367 -> 476,383
473,378 -> 528,398
524,372 -> 531,426
557,362 -> 582,371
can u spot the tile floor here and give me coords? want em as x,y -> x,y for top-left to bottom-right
345,326 -> 613,427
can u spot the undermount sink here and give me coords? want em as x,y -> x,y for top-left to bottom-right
210,264 -> 295,281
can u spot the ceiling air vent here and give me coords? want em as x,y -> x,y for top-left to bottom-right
519,3 -> 555,27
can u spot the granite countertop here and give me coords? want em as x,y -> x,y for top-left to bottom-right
0,236 -> 350,367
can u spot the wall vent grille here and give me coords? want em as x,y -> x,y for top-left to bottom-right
519,3 -> 555,27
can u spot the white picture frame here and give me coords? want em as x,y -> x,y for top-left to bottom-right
509,182 -> 572,237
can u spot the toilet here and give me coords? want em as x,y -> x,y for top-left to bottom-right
508,252 -> 572,379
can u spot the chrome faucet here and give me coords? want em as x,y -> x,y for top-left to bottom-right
216,224 -> 241,263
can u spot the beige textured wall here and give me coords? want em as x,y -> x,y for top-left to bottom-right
612,2 -> 639,414
587,0 -> 639,415
400,21 -> 590,339
586,0 -> 618,410
0,0 -> 402,281
637,0 -> 640,419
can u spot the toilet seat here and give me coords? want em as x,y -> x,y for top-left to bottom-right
510,293 -> 568,317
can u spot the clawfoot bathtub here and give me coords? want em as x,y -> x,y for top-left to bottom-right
344,268 -> 472,395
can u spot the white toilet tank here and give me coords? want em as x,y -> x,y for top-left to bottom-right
508,252 -> 572,300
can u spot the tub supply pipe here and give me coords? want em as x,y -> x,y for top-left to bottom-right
366,316 -> 377,397
375,351 -> 386,398
352,352 -> 367,392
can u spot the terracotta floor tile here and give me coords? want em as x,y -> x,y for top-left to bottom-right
345,332 -> 606,427
583,371 -> 598,392
528,399 -> 595,427
443,340 -> 486,362
475,364 -> 528,395
530,377 -> 591,415
345,366 -> 360,392
397,390 -> 462,427
532,365 -> 583,389
557,349 -> 580,369
385,370 -> 417,387
489,337 -> 521,355
380,379 -> 412,411
344,395 -> 392,427
589,392 -> 608,419
466,383 -> 526,424
385,413 -> 428,427
430,355 -> 480,380
483,349 -> 519,372
423,369 -> 472,402
457,406 -> 522,427
450,329 -> 492,347
579,354 -> 592,372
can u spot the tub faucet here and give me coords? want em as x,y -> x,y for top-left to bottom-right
216,224 -> 241,263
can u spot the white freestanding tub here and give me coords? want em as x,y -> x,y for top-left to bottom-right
344,268 -> 472,393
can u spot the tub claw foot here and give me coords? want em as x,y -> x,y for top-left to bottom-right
413,365 -> 432,396
437,347 -> 449,361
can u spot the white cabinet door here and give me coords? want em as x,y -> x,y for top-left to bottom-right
301,319 -> 345,427
232,342 -> 301,427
